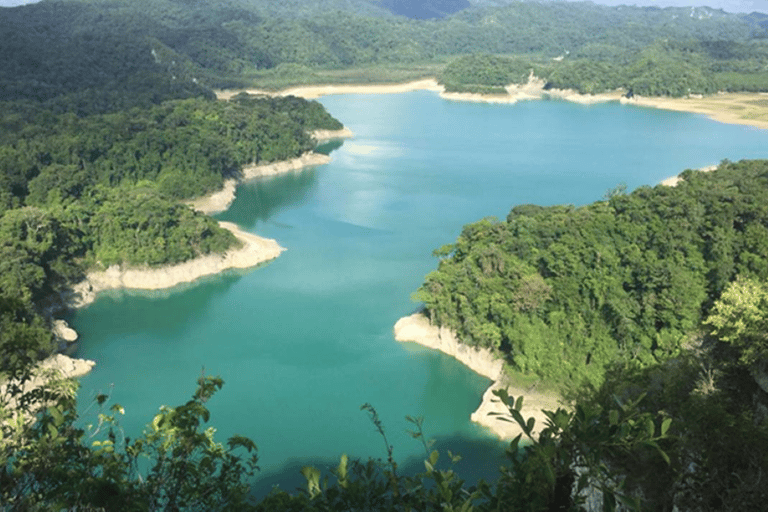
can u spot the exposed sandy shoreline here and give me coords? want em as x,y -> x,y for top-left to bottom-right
394,313 -> 562,440
64,221 -> 283,309
660,164 -> 718,187
621,93 -> 768,130
219,78 -> 768,131
188,151 -> 336,215
215,79 -> 444,101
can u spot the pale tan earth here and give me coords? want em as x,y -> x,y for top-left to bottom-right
621,92 -> 768,130
64,221 -> 284,309
218,77 -> 768,132
1,354 -> 96,420
660,165 -> 719,187
394,313 -> 563,440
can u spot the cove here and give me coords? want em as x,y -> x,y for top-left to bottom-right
70,91 -> 768,493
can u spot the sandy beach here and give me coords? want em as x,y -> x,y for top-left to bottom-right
621,93 -> 768,130
394,313 -> 562,440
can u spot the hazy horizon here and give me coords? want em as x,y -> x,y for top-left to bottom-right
1,0 -> 767,13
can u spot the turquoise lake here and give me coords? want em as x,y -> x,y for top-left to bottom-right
71,91 -> 768,492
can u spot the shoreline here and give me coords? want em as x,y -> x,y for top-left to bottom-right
189,127 -> 353,216
49,222 -> 284,379
218,78 -> 768,131
188,151 -> 336,215
393,312 -> 561,440
660,164 -> 719,187
51,131 -> 353,380
64,221 -> 284,310
620,93 -> 768,131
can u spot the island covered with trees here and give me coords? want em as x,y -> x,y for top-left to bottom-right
1,0 -> 767,509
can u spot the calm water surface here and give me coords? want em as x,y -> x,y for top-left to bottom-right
71,92 -> 768,491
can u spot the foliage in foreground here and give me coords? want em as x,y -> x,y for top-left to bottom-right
1,364 -> 258,511
0,355 -> 672,512
2,229 -> 767,511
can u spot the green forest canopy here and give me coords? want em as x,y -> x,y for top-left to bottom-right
415,160 -> 768,386
3,163 -> 767,510
3,0 -> 768,95
0,0 -> 766,508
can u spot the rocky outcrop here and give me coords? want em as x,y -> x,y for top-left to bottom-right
241,152 -> 331,180
52,319 -> 78,354
1,354 -> 95,419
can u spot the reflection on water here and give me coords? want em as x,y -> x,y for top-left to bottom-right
315,139 -> 344,155
219,168 -> 320,228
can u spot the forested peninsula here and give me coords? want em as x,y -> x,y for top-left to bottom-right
1,0 -> 768,510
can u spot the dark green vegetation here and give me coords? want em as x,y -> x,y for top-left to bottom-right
416,161 -> 768,386
1,0 -> 767,509
0,0 -> 343,374
3,0 -> 768,94
441,40 -> 768,96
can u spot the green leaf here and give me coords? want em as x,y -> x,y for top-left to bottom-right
510,408 -> 526,429
301,466 -> 322,498
603,489 -> 617,512
337,453 -> 348,488
514,395 -> 524,411
508,433 -> 522,454
48,405 -> 64,427
645,416 -> 655,437
609,409 -> 619,426
661,417 -> 672,436
429,449 -> 439,468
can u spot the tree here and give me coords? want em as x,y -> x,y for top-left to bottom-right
707,277 -> 768,366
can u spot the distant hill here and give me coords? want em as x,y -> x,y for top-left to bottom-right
376,0 -> 470,18
1,0 -> 765,97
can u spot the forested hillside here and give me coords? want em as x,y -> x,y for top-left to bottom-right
1,0 -> 767,509
3,0 -> 767,93
0,0 -> 344,375
415,161 -> 768,385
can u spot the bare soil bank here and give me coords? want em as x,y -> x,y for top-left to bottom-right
394,313 -> 562,440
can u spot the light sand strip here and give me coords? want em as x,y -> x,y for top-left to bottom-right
394,313 -> 561,440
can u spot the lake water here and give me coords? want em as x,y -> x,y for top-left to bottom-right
70,92 -> 768,493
